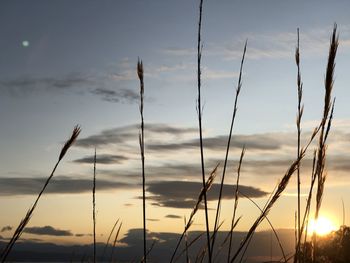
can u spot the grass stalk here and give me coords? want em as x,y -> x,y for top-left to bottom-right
312,24 -> 338,261
102,218 -> 120,261
184,217 -> 190,263
110,221 -> 123,263
137,59 -> 147,263
195,1 -> 212,261
229,126 -> 319,263
211,41 -> 247,257
294,27 -> 304,263
170,164 -> 219,263
93,148 -> 97,263
0,126 -> 81,263
227,146 -> 245,262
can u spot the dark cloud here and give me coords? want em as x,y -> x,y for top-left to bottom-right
147,218 -> 160,222
24,226 -> 73,236
147,133 -> 295,152
91,88 -> 139,104
76,123 -> 197,148
146,181 -> 267,209
75,233 -> 92,237
0,74 -> 95,95
1,226 -> 12,232
0,74 -> 141,105
73,154 -> 128,164
76,123 -> 301,153
165,214 -> 182,219
0,176 -> 136,196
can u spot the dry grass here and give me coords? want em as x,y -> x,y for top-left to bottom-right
0,3 -> 341,263
196,0 -> 212,261
137,58 -> 147,262
0,125 -> 81,262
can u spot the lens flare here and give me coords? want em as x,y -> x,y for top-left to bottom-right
22,41 -> 30,47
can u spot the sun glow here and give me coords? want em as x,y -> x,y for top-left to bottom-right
308,216 -> 337,236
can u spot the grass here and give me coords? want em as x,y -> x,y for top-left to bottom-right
0,126 -> 81,262
0,2 -> 341,263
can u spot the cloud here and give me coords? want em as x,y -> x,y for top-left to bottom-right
0,74 -> 95,95
90,88 -> 139,104
146,181 -> 267,209
73,154 -> 128,164
161,47 -> 196,56
0,73 -> 140,104
1,226 -> 12,232
23,226 -> 72,236
202,68 -> 239,80
0,176 -> 136,196
75,233 -> 92,237
163,25 -> 350,61
76,123 -> 291,152
147,133 -> 293,152
147,218 -> 160,222
76,123 -> 197,148
165,214 -> 182,219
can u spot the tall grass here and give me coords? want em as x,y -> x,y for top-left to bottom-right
312,24 -> 338,262
137,59 -> 147,262
0,126 -> 81,262
93,148 -> 97,263
211,41 -> 247,259
196,0 -> 212,261
295,27 -> 304,263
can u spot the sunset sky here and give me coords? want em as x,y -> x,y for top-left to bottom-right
1,0 -> 350,253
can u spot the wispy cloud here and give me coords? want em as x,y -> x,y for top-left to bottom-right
0,73 -> 139,104
162,25 -> 350,61
1,226 -> 12,233
90,88 -> 139,103
23,226 -> 73,236
75,123 -> 350,188
0,73 -> 94,95
0,176 -> 135,196
76,123 -> 198,149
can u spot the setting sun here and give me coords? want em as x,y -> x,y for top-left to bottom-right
308,216 -> 337,236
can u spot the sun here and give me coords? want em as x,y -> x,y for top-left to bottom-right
308,216 -> 337,236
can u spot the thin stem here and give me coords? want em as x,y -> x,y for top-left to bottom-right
211,41 -> 247,257
137,59 -> 147,263
227,147 -> 245,262
196,0 -> 211,261
93,149 -> 97,263
0,126 -> 81,262
295,28 -> 303,263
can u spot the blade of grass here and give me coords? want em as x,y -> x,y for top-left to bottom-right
227,146 -> 245,262
230,126 -> 319,262
211,41 -> 247,258
110,221 -> 123,263
170,164 -> 219,263
0,126 -> 81,262
102,218 -> 120,261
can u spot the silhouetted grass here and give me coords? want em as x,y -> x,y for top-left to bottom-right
0,126 -> 81,262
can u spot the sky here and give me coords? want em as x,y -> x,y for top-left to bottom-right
1,0 -> 350,260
